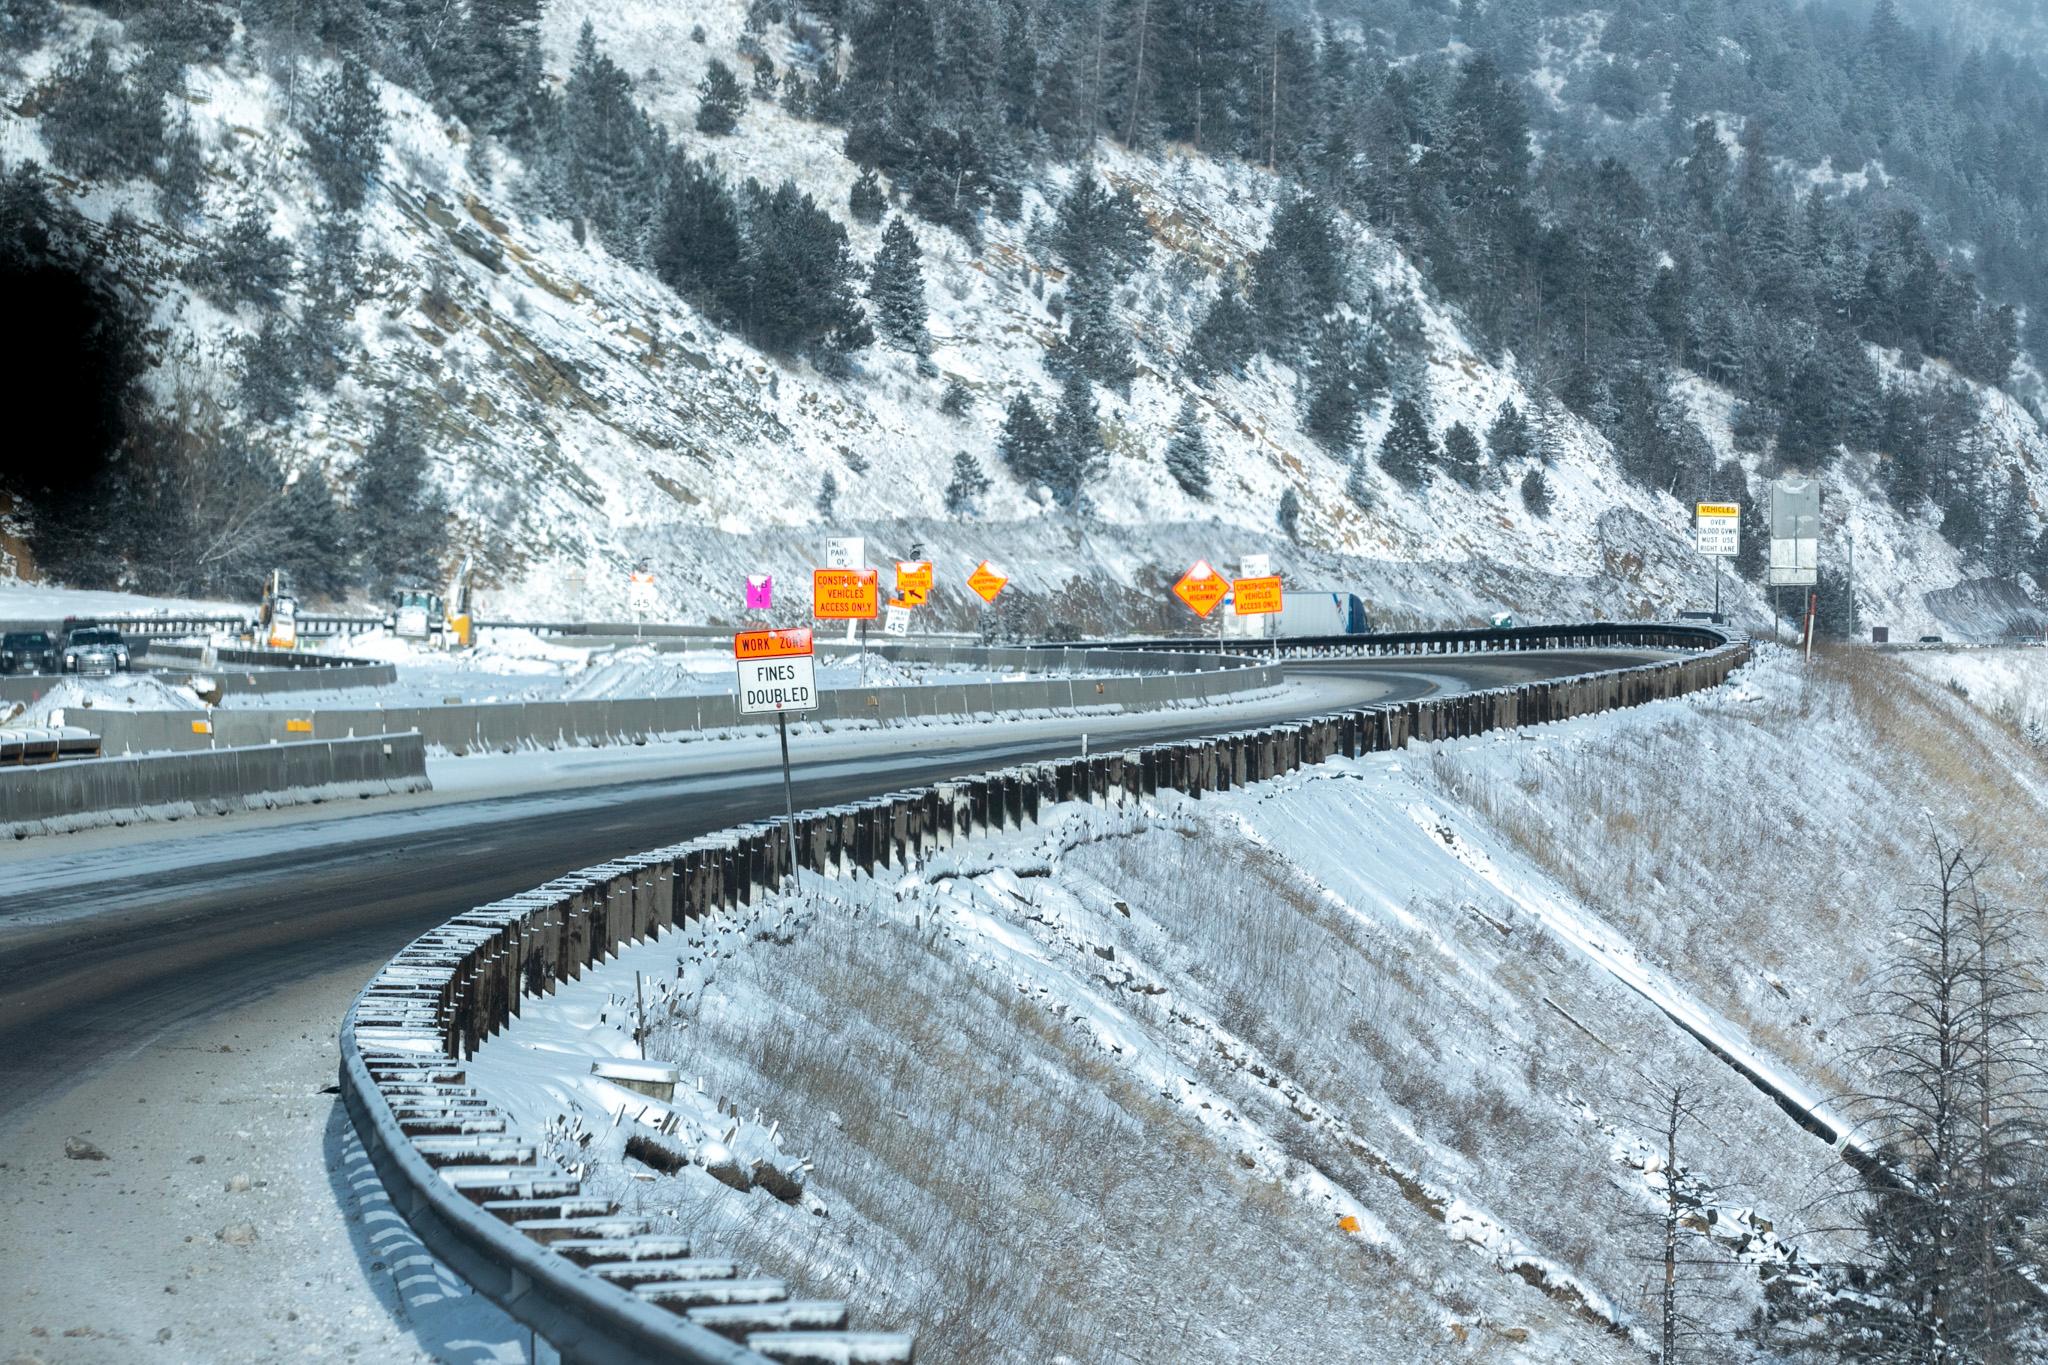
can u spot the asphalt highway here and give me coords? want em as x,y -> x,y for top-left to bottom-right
0,648 -> 1660,1130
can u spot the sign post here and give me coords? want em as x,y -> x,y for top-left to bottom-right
735,627 -> 818,890
1694,501 -> 1740,620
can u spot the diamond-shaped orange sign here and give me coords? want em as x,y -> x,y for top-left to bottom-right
967,560 -> 1008,603
1173,560 -> 1227,617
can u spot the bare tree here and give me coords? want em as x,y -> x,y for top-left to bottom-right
1815,835 -> 2048,1364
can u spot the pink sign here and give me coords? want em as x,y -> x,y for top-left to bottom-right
744,575 -> 773,611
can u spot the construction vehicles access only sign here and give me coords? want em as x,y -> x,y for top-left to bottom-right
1173,561 -> 1228,617
968,561 -> 1008,603
734,628 -> 818,714
1232,574 -> 1283,615
812,568 -> 880,619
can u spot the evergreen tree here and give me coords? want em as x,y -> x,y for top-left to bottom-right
816,470 -> 837,516
1442,422 -> 1483,488
188,205 -> 293,309
1190,275 -> 1257,379
1344,451 -> 1375,510
1248,194 -> 1345,360
1519,466 -> 1552,516
279,467 -> 351,598
1486,401 -> 1532,465
0,0 -> 56,51
736,177 -> 872,355
303,56 -> 385,212
1164,396 -> 1210,498
458,0 -> 544,143
156,115 -> 205,224
240,318 -> 301,425
697,58 -> 747,135
1047,371 -> 1103,509
1277,486 -> 1302,541
868,214 -> 929,354
42,38 -> 164,181
353,400 -> 446,589
939,375 -> 972,417
1377,398 -> 1437,489
653,153 -> 745,314
849,167 -> 886,224
943,449 -> 990,515
997,393 -> 1054,490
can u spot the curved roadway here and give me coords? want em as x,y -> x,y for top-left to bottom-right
0,649 -> 1660,1130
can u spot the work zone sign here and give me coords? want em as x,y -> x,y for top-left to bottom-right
1173,561 -> 1228,618
1232,575 -> 1283,615
1695,502 -> 1741,558
812,568 -> 880,619
734,628 -> 818,714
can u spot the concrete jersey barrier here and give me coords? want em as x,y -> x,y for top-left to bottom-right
1,733 -> 428,835
338,627 -> 1750,1364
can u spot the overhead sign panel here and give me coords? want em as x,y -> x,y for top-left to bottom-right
967,561 -> 1008,603
1768,478 -> 1819,586
812,568 -> 880,619
1232,575 -> 1283,615
1173,560 -> 1228,618
1695,503 -> 1741,558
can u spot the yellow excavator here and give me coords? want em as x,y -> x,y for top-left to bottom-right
259,569 -> 299,649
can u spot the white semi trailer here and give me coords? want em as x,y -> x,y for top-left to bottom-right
1221,590 -> 1371,638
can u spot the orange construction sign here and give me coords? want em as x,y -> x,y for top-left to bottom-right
895,560 -> 934,606
1173,561 -> 1228,618
812,568 -> 880,620
734,627 -> 815,659
1232,575 -> 1283,615
967,560 -> 1008,603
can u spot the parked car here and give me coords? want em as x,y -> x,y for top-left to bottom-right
0,630 -> 57,674
62,626 -> 131,676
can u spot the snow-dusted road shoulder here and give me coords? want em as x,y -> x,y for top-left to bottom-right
0,959 -> 526,1365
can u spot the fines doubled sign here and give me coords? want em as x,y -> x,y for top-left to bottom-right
1695,502 -> 1741,558
734,628 -> 818,715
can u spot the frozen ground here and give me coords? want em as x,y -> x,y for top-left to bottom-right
467,644 -> 2048,1362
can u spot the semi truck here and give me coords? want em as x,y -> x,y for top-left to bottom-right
1220,590 -> 1371,639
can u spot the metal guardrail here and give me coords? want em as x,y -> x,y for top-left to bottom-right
1050,619 -> 1739,658
340,626 -> 1751,1364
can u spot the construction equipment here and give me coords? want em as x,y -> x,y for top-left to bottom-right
260,569 -> 299,649
386,558 -> 475,650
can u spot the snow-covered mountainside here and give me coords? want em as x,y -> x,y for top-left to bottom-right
1,0 -> 2043,637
